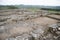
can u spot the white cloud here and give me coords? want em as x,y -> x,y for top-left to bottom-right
0,0 -> 60,6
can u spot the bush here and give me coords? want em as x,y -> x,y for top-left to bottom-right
41,8 -> 60,11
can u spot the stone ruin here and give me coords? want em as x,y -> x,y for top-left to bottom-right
0,9 -> 60,40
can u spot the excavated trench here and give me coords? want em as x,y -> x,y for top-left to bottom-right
0,9 -> 60,40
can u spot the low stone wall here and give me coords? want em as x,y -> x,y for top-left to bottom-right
0,9 -> 49,23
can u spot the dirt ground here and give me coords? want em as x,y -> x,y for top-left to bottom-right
48,15 -> 60,19
28,17 -> 58,26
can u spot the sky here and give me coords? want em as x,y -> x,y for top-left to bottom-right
0,0 -> 60,6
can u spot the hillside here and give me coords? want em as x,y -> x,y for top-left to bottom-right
0,5 -> 60,11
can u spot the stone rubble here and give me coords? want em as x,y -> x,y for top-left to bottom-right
0,9 -> 60,40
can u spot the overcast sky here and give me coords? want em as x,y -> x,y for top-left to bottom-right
0,0 -> 60,6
